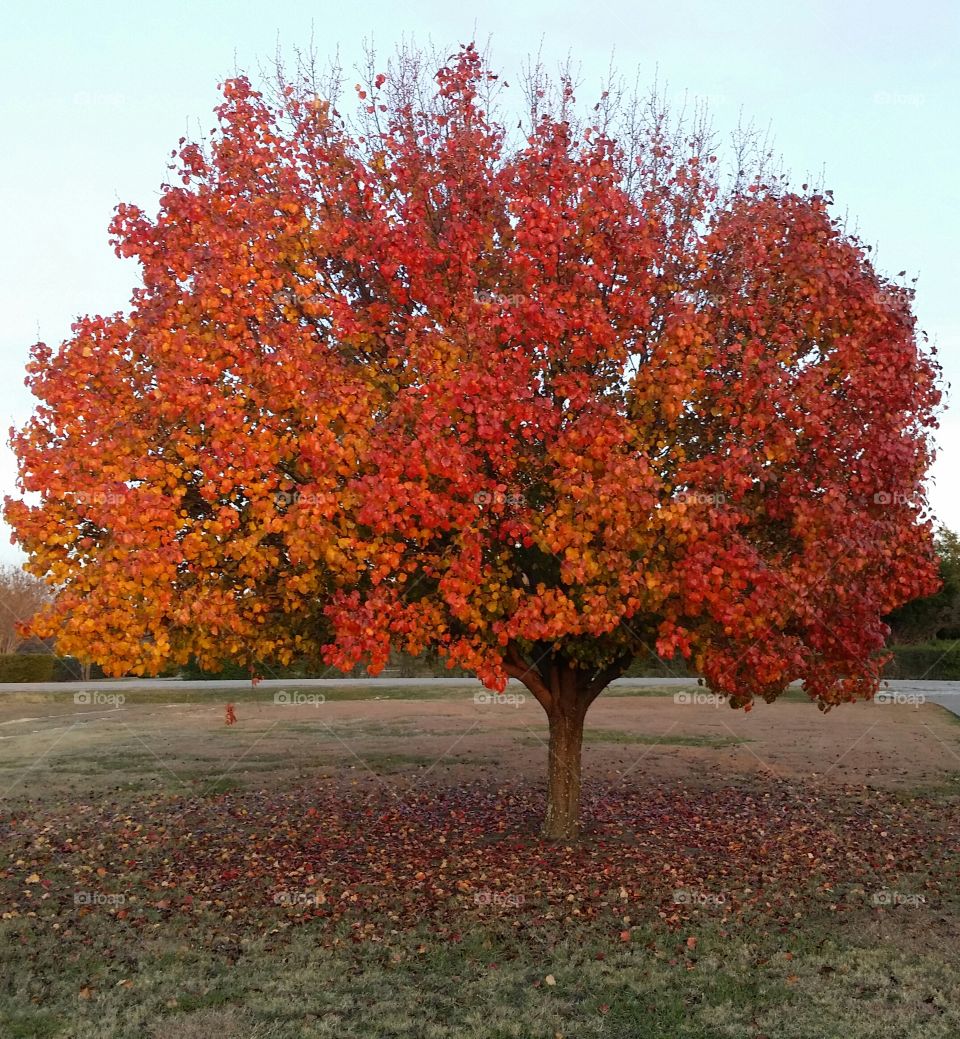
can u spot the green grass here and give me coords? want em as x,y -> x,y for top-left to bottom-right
932,703 -> 960,727
583,729 -> 747,748
3,905 -> 958,1038
604,684 -> 690,697
284,719 -> 422,738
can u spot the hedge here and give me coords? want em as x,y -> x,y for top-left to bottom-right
7,644 -> 944,685
883,642 -> 960,682
0,654 -> 56,683
625,651 -> 696,679
177,649 -> 472,681
624,644 -> 960,683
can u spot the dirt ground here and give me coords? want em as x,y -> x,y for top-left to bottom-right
1,684 -> 958,807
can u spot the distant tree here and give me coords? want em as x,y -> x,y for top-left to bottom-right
885,527 -> 960,643
5,45 -> 942,837
0,563 -> 51,655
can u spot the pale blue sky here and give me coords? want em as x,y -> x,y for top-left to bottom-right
1,0 -> 957,562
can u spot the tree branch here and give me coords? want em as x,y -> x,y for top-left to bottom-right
505,640 -> 552,711
584,652 -> 634,706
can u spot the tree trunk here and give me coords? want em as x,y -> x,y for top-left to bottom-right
544,704 -> 586,840
503,642 -> 634,841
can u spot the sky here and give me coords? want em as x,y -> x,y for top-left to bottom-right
1,0 -> 957,563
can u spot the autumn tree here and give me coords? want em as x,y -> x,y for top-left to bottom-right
6,45 -> 941,837
0,563 -> 51,655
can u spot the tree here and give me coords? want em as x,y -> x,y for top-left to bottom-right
0,563 -> 51,656
5,45 -> 941,837
885,527 -> 960,643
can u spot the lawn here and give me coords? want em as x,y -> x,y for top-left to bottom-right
1,684 -> 959,1037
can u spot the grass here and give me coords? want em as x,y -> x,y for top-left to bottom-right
2,688 -> 957,1037
514,730 -> 748,749
582,729 -> 747,748
3,903 -> 958,1038
932,703 -> 960,726
280,719 -> 422,737
337,751 -> 446,770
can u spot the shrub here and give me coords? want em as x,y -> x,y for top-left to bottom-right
625,651 -> 697,679
0,654 -> 56,683
883,642 -> 960,681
